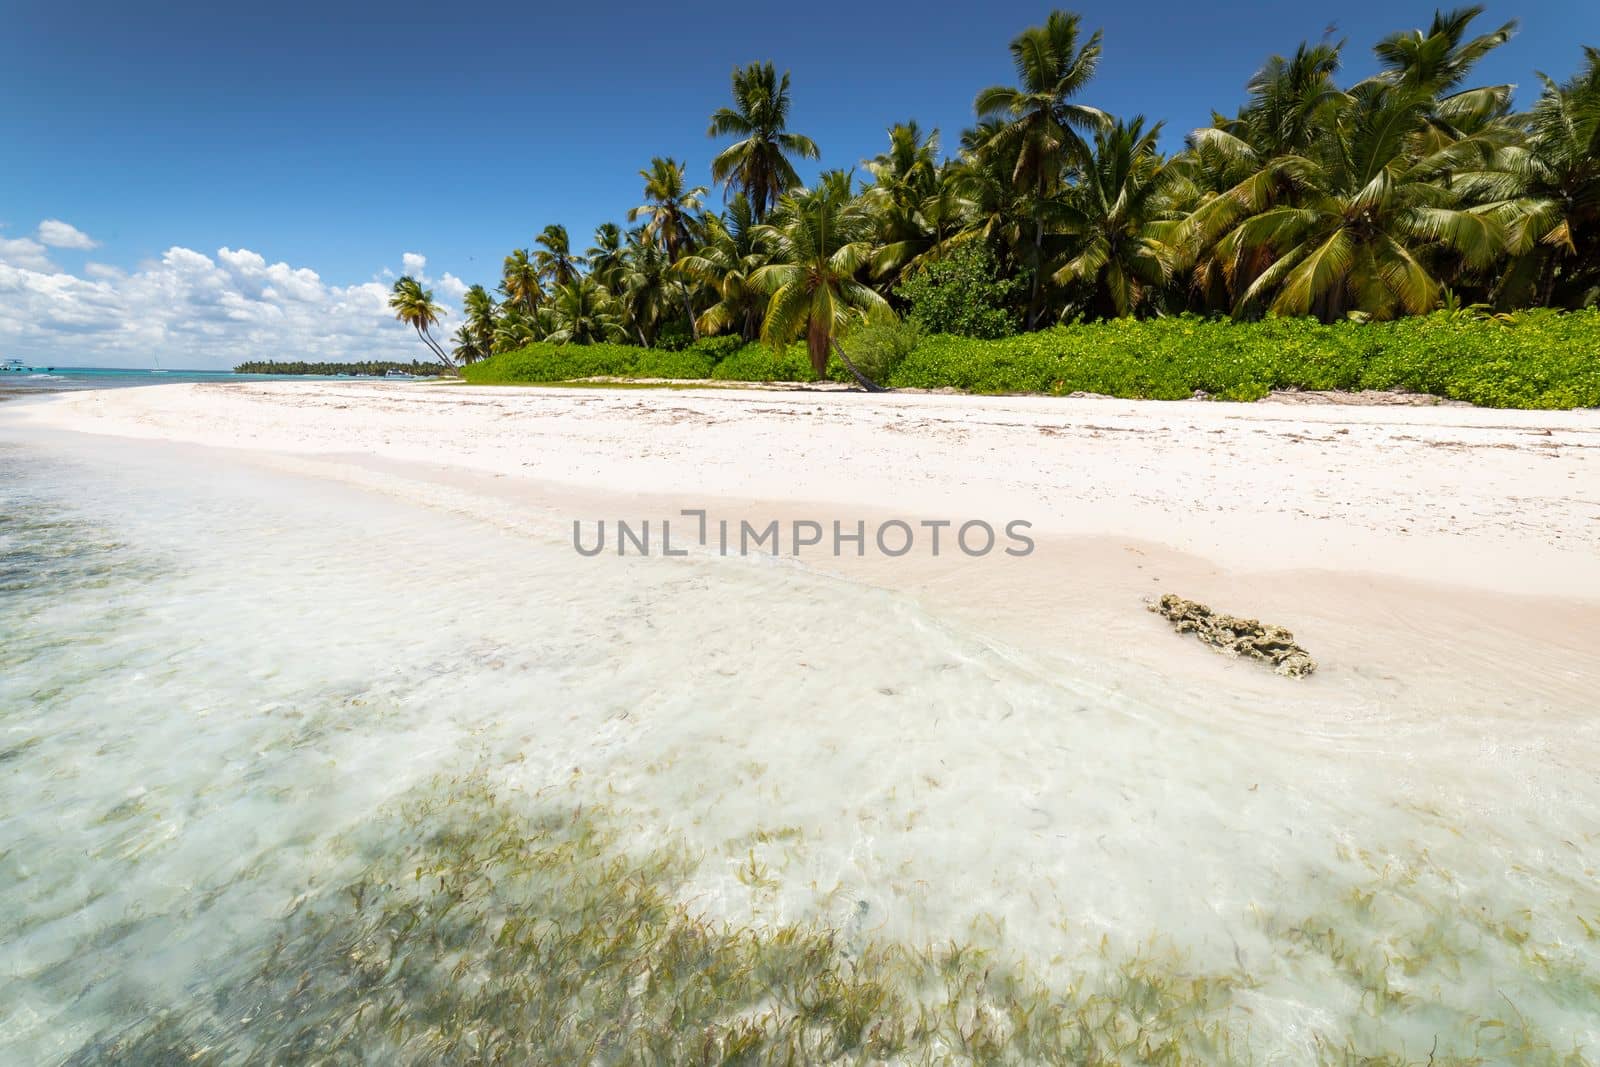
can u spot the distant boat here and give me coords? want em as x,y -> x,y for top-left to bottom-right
384,369 -> 415,379
2,358 -> 25,373
150,355 -> 168,375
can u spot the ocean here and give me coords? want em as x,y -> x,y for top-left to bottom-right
1,413 -> 1596,1063
0,368 -> 337,400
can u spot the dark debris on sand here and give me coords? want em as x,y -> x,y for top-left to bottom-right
1148,593 -> 1317,677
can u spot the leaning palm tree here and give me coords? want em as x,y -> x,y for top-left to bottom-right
1053,117 -> 1183,318
751,177 -> 894,382
534,224 -> 584,289
974,9 -> 1110,327
388,276 -> 453,367
708,61 -> 820,220
628,157 -> 708,337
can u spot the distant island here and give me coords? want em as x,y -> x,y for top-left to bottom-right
234,360 -> 453,378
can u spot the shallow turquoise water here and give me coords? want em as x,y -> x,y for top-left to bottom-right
1,424 -> 1596,1063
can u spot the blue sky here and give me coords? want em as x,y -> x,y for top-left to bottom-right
1,0 -> 1594,367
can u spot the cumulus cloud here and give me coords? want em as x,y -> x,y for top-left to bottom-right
37,219 -> 98,250
401,252 -> 427,277
0,235 -> 55,272
0,230 -> 461,370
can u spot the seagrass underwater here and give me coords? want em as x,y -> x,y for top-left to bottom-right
571,510 -> 1036,558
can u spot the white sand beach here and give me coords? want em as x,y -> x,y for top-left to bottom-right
5,381 -> 1599,1061
16,379 -> 1600,686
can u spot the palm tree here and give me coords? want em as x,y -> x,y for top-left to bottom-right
677,193 -> 769,341
974,9 -> 1109,327
461,284 -> 498,360
493,305 -> 541,351
1480,47 -> 1600,307
628,157 -> 707,337
863,123 -> 968,283
449,323 -> 480,365
585,223 -> 627,293
534,224 -> 584,289
1053,118 -> 1183,318
500,249 -> 542,314
547,277 -> 625,344
709,61 -> 820,220
618,230 -> 676,346
751,177 -> 893,378
1198,80 -> 1512,319
388,276 -> 453,366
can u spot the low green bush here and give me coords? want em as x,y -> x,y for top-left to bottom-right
459,311 -> 1600,409
888,310 -> 1600,407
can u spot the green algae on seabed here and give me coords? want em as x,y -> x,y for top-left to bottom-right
1148,593 -> 1318,677
66,774 -> 1598,1066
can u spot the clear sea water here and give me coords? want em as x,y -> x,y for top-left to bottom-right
1,411 -> 1596,1063
0,368 -> 337,399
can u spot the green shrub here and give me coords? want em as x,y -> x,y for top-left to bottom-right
458,310 -> 1600,409
894,243 -> 1026,339
832,320 -> 921,386
707,342 -> 818,382
687,334 -> 746,362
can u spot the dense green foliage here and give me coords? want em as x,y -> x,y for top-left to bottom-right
462,309 -> 1600,408
389,7 -> 1600,382
893,243 -> 1027,338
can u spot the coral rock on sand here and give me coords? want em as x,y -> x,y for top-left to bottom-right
1147,594 -> 1317,677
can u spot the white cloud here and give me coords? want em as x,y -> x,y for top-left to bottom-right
437,271 -> 469,303
401,252 -> 427,277
0,235 -> 55,272
0,236 -> 461,370
37,219 -> 98,250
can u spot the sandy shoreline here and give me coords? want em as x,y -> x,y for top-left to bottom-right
12,379 -> 1600,589
9,378 -> 1598,710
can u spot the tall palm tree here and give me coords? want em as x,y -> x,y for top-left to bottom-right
547,277 -> 625,344
974,9 -> 1109,327
500,248 -> 542,315
534,224 -> 584,289
628,157 -> 707,337
1053,117 -> 1182,318
751,178 -> 893,377
677,193 -> 769,341
708,61 -> 820,220
618,230 -> 676,346
1199,79 -> 1512,319
585,223 -> 627,293
863,123 -> 968,283
461,284 -> 498,360
1478,47 -> 1600,307
388,276 -> 453,366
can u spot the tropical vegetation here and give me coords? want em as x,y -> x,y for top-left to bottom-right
390,7 -> 1598,406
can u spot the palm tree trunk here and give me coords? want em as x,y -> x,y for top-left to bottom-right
678,281 -> 699,340
1028,202 -> 1045,330
416,326 -> 454,368
832,339 -> 887,393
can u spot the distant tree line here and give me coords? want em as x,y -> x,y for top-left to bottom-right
232,360 -> 454,377
387,7 -> 1600,372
